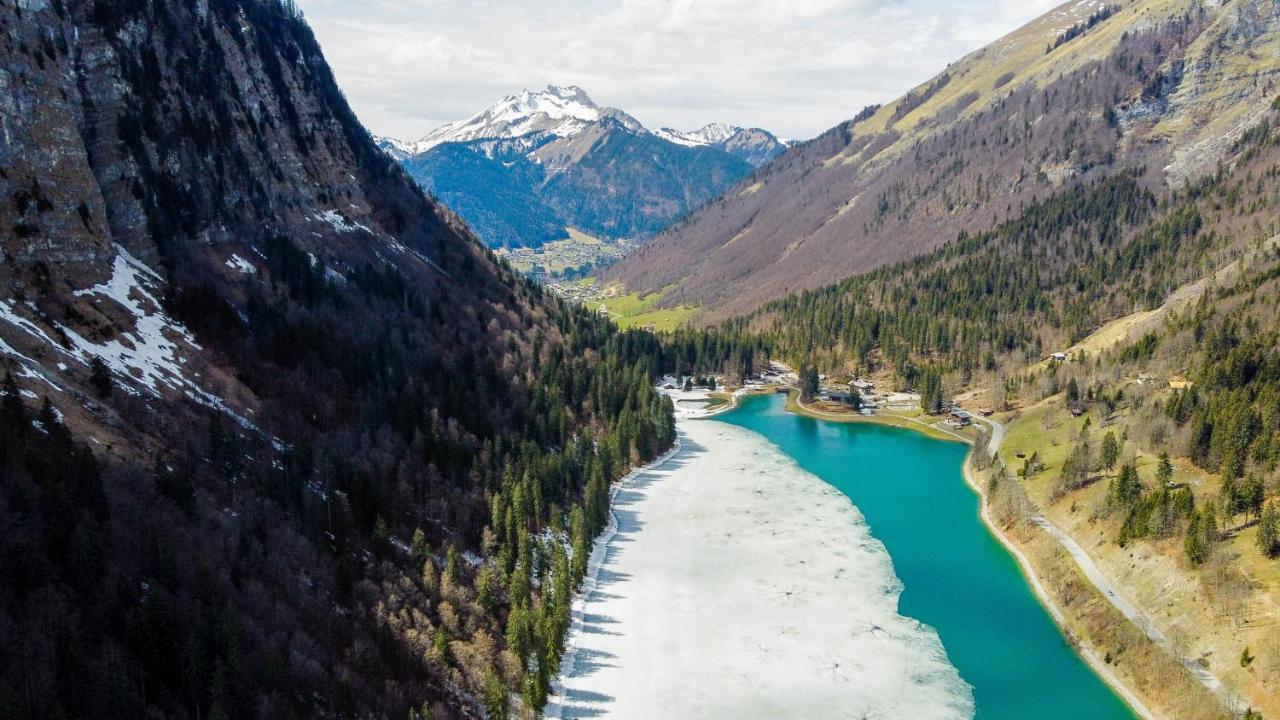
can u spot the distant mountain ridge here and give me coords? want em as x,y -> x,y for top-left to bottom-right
378,86 -> 791,249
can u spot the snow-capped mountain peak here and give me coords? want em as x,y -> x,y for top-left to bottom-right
489,85 -> 601,125
407,85 -> 641,153
655,122 -> 744,147
377,87 -> 792,168
373,135 -> 418,160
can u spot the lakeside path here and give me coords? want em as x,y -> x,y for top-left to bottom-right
546,410 -> 973,720
967,411 -> 1241,717
965,415 -> 1237,715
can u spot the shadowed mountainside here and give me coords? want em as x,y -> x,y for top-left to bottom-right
0,1 -> 675,718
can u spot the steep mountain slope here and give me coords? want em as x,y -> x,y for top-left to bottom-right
383,86 -> 782,250
0,2 -> 673,718
402,142 -> 566,250
604,0 -> 1280,320
719,92 -> 1280,719
535,120 -> 758,239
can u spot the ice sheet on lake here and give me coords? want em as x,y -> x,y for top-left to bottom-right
548,419 -> 973,720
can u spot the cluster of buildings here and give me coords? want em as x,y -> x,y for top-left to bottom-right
819,378 -> 881,416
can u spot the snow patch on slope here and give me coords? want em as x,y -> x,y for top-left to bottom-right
0,333 -> 62,391
0,244 -> 252,427
313,209 -> 373,235
60,246 -> 201,395
225,254 -> 257,274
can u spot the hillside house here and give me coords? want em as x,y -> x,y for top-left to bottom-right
945,410 -> 973,427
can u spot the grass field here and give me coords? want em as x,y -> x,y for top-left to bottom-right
583,283 -> 698,332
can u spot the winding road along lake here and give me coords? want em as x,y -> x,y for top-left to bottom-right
718,394 -> 1133,719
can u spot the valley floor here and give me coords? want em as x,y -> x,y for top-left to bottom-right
547,381 -> 1260,720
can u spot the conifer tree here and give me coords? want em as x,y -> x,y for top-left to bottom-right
1155,451 -> 1173,487
569,506 -> 589,583
799,366 -> 819,401
89,356 -> 113,399
482,670 -> 507,720
444,545 -> 461,585
1110,463 -> 1141,508
410,527 -> 429,564
1,371 -> 23,428
1257,503 -> 1279,559
1100,431 -> 1119,472
1185,509 -> 1209,565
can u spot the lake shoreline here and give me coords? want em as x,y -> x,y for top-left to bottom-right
957,458 -> 1161,720
550,389 -> 1157,719
778,391 -> 1166,719
785,390 -> 970,444
546,439 -> 685,720
785,389 -> 1213,719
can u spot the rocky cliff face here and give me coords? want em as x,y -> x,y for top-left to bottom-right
717,127 -> 790,168
1,0 -> 502,417
0,2 -> 672,718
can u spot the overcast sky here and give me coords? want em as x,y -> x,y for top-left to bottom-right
296,0 -> 1064,142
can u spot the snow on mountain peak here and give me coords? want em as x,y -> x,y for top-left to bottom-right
655,122 -> 745,147
689,122 -> 742,145
382,87 -> 788,159
497,85 -> 601,124
373,135 -> 417,160
411,84 -> 614,152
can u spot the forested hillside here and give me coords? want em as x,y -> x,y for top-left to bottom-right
0,1 -> 674,718
603,0 -> 1280,320
748,92 -> 1280,507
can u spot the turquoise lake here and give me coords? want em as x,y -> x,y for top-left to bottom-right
713,394 -> 1135,720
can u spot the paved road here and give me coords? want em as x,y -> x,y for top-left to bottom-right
1027,516 -> 1235,708
969,413 -> 1239,713
971,414 -> 1004,458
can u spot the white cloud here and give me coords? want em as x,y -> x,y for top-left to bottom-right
295,0 -> 1063,141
